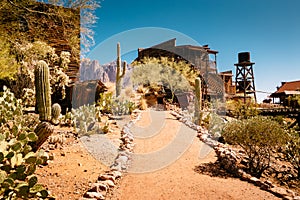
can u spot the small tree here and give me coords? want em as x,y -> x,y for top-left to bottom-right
132,57 -> 197,102
222,116 -> 286,178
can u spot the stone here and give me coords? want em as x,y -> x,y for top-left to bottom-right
84,191 -> 105,200
98,174 -> 116,182
241,172 -> 251,181
111,165 -> 122,172
101,180 -> 115,187
264,180 -> 274,187
260,183 -> 271,190
90,182 -> 108,192
286,189 -> 296,197
270,187 -> 288,198
109,170 -> 122,178
249,177 -> 261,186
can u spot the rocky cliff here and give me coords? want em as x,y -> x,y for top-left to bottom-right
80,59 -> 131,84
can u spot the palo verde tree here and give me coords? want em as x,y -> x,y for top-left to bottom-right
132,57 -> 199,101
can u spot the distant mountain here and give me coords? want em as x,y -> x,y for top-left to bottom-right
80,58 -> 132,85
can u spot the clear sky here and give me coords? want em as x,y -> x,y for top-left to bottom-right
88,0 -> 300,102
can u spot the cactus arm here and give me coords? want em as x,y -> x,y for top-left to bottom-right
120,61 -> 126,78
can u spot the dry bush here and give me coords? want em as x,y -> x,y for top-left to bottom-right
139,97 -> 148,110
222,116 -> 286,178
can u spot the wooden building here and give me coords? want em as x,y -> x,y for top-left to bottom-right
270,80 -> 300,106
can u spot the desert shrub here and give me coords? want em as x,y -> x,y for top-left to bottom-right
284,129 -> 300,179
222,116 -> 286,178
226,100 -> 259,119
0,87 -> 49,199
0,38 -> 19,80
60,109 -> 74,127
21,88 -> 35,107
139,97 -> 148,110
97,92 -> 114,114
206,113 -> 226,140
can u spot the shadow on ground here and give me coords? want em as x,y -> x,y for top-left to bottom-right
194,161 -> 237,179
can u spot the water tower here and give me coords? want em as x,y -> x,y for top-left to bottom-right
234,52 -> 257,103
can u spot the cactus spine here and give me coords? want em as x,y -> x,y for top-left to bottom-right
194,77 -> 202,125
116,42 -> 126,97
34,60 -> 52,121
51,103 -> 61,125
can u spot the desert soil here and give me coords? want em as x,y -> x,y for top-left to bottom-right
35,110 -> 281,200
35,127 -> 110,200
107,110 -> 280,200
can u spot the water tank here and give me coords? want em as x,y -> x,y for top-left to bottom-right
238,52 -> 250,63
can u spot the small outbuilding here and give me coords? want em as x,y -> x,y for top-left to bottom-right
270,80 -> 300,106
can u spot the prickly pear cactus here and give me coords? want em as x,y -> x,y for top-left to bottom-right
34,60 -> 51,121
116,42 -> 126,97
51,103 -> 61,125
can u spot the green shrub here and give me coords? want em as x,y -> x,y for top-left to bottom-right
97,92 -> 114,114
227,100 -> 259,119
97,92 -> 136,115
222,116 -> 286,178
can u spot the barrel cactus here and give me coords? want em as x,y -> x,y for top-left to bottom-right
31,122 -> 54,152
34,60 -> 51,121
51,103 -> 61,125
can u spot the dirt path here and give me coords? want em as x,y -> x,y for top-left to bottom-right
108,110 -> 279,200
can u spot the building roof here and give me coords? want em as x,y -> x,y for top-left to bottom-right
270,80 -> 300,97
276,80 -> 300,93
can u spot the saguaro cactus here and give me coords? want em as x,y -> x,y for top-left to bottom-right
116,42 -> 126,97
194,77 -> 202,125
35,60 -> 52,121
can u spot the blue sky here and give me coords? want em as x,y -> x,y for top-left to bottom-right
88,0 -> 300,102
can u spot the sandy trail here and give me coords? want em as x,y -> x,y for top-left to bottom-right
109,110 -> 279,200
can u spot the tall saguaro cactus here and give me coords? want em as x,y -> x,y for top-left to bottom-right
194,77 -> 202,125
116,42 -> 126,97
35,60 -> 52,121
